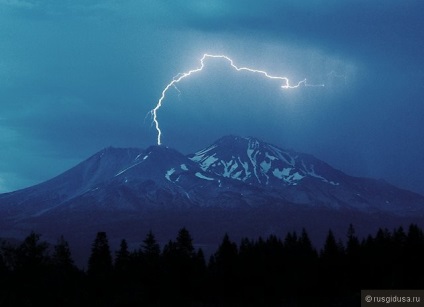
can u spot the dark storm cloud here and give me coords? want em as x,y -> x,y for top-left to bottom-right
160,0 -> 424,194
1,0 -> 424,195
176,0 -> 424,67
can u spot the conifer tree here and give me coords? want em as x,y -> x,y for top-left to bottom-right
141,230 -> 161,299
15,232 -> 50,273
214,233 -> 238,271
405,224 -> 424,287
346,224 -> 360,256
195,248 -> 206,271
320,229 -> 345,297
52,235 -> 75,270
87,232 -> 112,278
211,234 -> 238,301
0,247 -> 7,278
142,230 -> 160,258
114,239 -> 130,274
345,225 -> 361,291
321,229 -> 344,260
299,228 -> 317,258
162,228 -> 197,303
175,227 -> 195,258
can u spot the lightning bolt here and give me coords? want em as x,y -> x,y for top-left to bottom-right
150,53 -> 324,146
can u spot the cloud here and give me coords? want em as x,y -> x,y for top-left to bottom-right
0,175 -> 8,193
168,0 -> 424,70
0,0 -> 423,196
0,0 -> 36,9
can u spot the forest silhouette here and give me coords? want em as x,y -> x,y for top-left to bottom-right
1,224 -> 424,306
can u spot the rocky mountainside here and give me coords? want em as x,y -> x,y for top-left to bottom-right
1,135 -> 423,262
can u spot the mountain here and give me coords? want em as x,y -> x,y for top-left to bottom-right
188,135 -> 424,213
1,135 -> 424,263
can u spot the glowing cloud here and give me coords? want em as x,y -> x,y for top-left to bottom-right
150,53 -> 324,145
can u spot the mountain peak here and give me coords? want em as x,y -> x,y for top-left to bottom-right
187,135 -> 343,188
212,135 -> 266,146
2,135 -> 423,268
144,145 -> 190,163
1,134 -> 424,249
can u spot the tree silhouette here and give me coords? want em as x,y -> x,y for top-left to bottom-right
3,232 -> 52,306
49,235 -> 82,306
321,229 -> 344,261
142,230 -> 160,257
15,232 -> 50,273
114,239 -> 130,274
175,227 -> 195,258
210,233 -> 239,302
161,227 -> 199,303
0,243 -> 8,297
1,223 -> 423,305
0,245 -> 6,273
404,224 -> 424,288
52,235 -> 75,270
87,231 -> 112,278
320,229 -> 345,301
140,231 -> 161,303
86,232 -> 114,305
345,225 -> 361,292
346,224 -> 360,256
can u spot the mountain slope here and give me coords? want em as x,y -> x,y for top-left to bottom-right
1,135 -> 423,262
188,135 -> 424,214
2,135 -> 424,217
190,135 -> 342,187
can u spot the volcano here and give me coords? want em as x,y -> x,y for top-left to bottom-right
1,135 -> 423,262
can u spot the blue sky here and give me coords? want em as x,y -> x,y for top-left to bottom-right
1,0 -> 424,194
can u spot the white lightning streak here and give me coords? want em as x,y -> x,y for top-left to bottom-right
151,53 -> 324,145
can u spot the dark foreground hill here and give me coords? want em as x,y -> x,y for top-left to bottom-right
1,135 -> 424,263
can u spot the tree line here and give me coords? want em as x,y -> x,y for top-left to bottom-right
1,224 -> 424,306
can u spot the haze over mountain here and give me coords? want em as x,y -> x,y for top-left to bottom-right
1,135 -> 423,262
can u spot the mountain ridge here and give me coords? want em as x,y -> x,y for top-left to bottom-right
1,135 -> 423,262
1,135 -> 424,214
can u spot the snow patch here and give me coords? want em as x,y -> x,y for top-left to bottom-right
247,140 -> 260,182
232,170 -> 243,180
272,167 -> 305,184
189,154 -> 204,162
192,145 -> 217,158
222,160 -> 239,178
304,163 -> 339,186
260,160 -> 271,184
195,172 -> 214,181
238,158 -> 251,181
180,164 -> 188,171
115,162 -> 142,177
165,168 -> 175,181
265,152 -> 277,161
291,172 -> 304,181
273,168 -> 292,179
260,160 -> 272,174
269,145 -> 294,166
200,154 -> 219,170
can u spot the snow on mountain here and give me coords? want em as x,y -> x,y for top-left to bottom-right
1,135 -> 424,218
1,135 -> 424,264
189,135 -> 342,187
